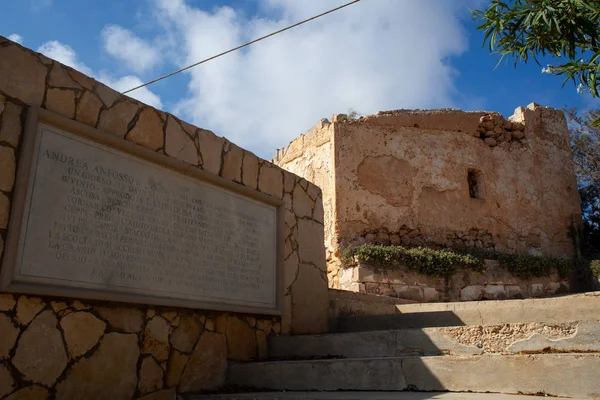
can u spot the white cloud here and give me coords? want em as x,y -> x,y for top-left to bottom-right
7,34 -> 23,44
148,0 -> 475,159
36,40 -> 162,109
102,25 -> 161,73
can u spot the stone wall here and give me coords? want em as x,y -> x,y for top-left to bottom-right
275,108 -> 583,289
0,36 -> 328,399
339,261 -> 569,303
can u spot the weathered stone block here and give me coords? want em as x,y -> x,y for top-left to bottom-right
394,286 -> 423,301
291,264 -> 329,334
242,151 -> 259,189
0,101 -> 22,147
49,64 -> 81,89
170,315 -> 202,354
0,294 -> 15,311
197,129 -> 224,175
221,142 -> 243,182
423,287 -> 439,302
0,313 -> 18,359
138,356 -> 164,394
460,285 -> 485,301
13,310 -> 67,386
98,101 -> 139,138
0,192 -> 9,229
297,219 -> 325,268
0,363 -> 14,398
165,349 -> 188,387
293,185 -> 313,218
45,88 -> 76,119
127,108 -> 164,151
483,285 -> 507,300
258,164 -> 283,199
55,333 -> 138,400
138,389 -> 176,400
4,385 -> 48,400
179,332 -> 227,392
0,44 -> 47,106
96,306 -> 145,333
60,311 -> 106,359
75,91 -> 103,127
0,146 -> 16,192
142,316 -> 171,362
165,116 -> 197,165
15,295 -> 45,325
226,316 -> 257,361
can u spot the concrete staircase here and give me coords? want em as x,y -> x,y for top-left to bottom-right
192,292 -> 600,399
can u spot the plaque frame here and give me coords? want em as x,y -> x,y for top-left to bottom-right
0,106 -> 285,316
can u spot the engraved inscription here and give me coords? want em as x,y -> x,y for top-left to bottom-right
15,124 -> 277,309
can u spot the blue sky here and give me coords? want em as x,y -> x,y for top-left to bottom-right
2,0 -> 596,158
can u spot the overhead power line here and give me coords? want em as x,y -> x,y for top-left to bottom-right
122,0 -> 360,94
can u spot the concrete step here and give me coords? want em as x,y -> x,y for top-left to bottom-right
330,293 -> 600,332
329,289 -> 416,318
226,354 -> 600,398
189,392 -> 583,400
268,321 -> 600,358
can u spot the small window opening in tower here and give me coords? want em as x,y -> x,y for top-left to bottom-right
468,169 -> 485,199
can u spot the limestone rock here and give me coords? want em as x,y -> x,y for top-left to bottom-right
60,311 -> 106,359
55,333 -> 138,400
0,313 -> 19,359
0,191 -> 9,229
221,142 -> 243,182
13,310 -> 67,386
0,146 -> 16,192
483,285 -> 507,300
165,116 -> 197,165
138,356 -> 164,394
484,137 -> 497,147
0,45 -> 47,106
96,306 -> 144,333
297,219 -> 325,268
225,316 -> 257,361
423,287 -> 439,302
138,388 -> 176,400
511,130 -> 525,140
75,91 -> 103,127
165,349 -> 188,387
0,294 -> 16,311
4,386 -> 48,400
127,108 -> 164,151
0,101 -> 22,147
291,264 -> 328,335
16,296 -> 45,326
258,164 -> 284,199
293,185 -> 313,219
179,332 -> 227,392
242,151 -> 259,189
45,88 -> 76,119
95,82 -> 121,108
98,101 -> 139,138
0,361 -> 14,397
197,129 -> 224,175
170,315 -> 202,353
142,316 -> 171,362
49,64 -> 81,89
50,301 -> 68,313
69,69 -> 95,90
257,330 -> 268,359
460,285 -> 485,301
284,251 -> 299,291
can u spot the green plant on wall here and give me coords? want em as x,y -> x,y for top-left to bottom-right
343,244 -> 599,281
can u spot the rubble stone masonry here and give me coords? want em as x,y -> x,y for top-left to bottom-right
0,36 -> 328,399
274,107 -> 583,289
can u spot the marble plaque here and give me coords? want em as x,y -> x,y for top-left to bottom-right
2,111 -> 282,314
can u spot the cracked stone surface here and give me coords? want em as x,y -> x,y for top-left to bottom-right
0,313 -> 19,359
55,333 -> 139,400
179,332 -> 227,392
96,306 -> 145,333
170,315 -> 202,354
0,362 -> 14,397
4,385 -> 49,400
138,356 -> 164,394
142,316 -> 171,362
12,310 -> 67,386
60,311 -> 106,359
16,296 -> 46,326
